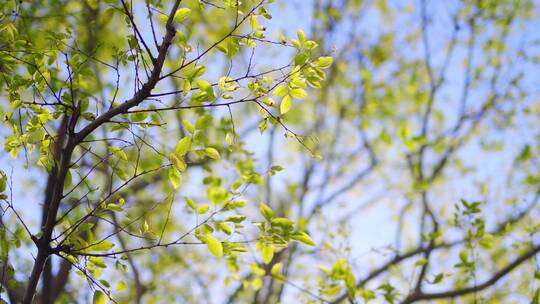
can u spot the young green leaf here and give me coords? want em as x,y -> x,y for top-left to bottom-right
280,95 -> 292,115
168,167 -> 182,189
182,120 -> 195,134
262,97 -> 275,106
174,137 -> 191,156
157,14 -> 168,24
290,88 -> 307,99
273,85 -> 288,97
315,56 -> 333,69
291,231 -> 315,246
270,262 -> 285,280
174,8 -> 191,23
259,203 -> 274,221
93,291 -> 107,304
205,147 -> 221,160
115,281 -> 126,291
297,29 -> 306,44
261,244 -> 274,264
196,204 -> 210,214
169,154 -> 187,172
415,258 -> 428,267
184,196 -> 197,210
225,133 -> 233,145
89,241 -> 115,252
205,235 -> 223,257
110,147 -> 127,161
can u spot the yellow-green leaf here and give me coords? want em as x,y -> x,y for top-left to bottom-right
169,153 -> 187,172
110,147 -> 127,161
168,167 -> 181,189
173,8 -> 191,23
225,133 -> 233,145
262,97 -> 275,106
182,120 -> 195,133
262,244 -> 274,264
291,231 -> 315,246
157,14 -> 168,24
184,196 -> 197,210
297,29 -> 306,43
273,85 -> 288,97
280,95 -> 292,115
290,88 -> 307,99
315,56 -> 333,69
205,235 -> 223,257
270,262 -> 285,280
249,15 -> 258,30
259,203 -> 273,221
115,281 -> 126,292
217,221 -> 232,235
93,291 -> 107,304
174,137 -> 191,156
196,204 -> 210,214
205,147 -> 220,160
89,241 -> 114,252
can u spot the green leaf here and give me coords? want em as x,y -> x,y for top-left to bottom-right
205,147 -> 221,160
290,88 -> 307,99
115,281 -> 126,291
89,241 -> 114,252
226,215 -> 246,223
280,95 -> 292,115
174,8 -> 191,22
270,262 -> 285,280
225,133 -> 233,145
259,203 -> 273,221
315,56 -> 333,69
261,244 -> 274,264
168,167 -> 182,189
0,171 -> 6,193
205,235 -> 223,257
105,203 -> 122,212
182,120 -> 195,133
183,80 -> 191,96
249,15 -> 258,30
297,29 -> 306,44
195,115 -> 212,129
294,52 -> 309,66
184,196 -> 197,210
432,273 -> 444,284
415,258 -> 428,267
195,79 -> 213,93
217,222 -> 232,235
157,14 -> 168,24
92,290 -> 107,304
196,204 -> 210,214
271,217 -> 293,228
273,85 -> 288,97
189,65 -> 206,79
291,231 -> 315,246
169,153 -> 187,172
174,137 -> 191,156
262,97 -> 275,106
110,147 -> 127,161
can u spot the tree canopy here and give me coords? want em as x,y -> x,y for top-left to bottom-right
1,0 -> 539,303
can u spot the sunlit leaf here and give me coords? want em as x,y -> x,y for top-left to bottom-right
280,95 -> 292,114
205,235 -> 223,257
174,8 -> 191,23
